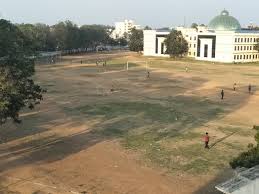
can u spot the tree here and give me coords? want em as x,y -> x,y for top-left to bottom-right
230,126 -> 259,169
0,19 -> 44,124
144,26 -> 152,30
128,28 -> 143,52
116,37 -> 128,46
34,23 -> 56,51
79,25 -> 110,49
52,21 -> 81,50
18,23 -> 56,51
18,22 -> 113,52
191,23 -> 198,29
164,30 -> 188,57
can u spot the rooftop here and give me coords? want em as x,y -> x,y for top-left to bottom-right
208,10 -> 241,31
216,165 -> 259,194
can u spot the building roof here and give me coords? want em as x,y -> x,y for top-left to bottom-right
208,10 -> 241,31
216,165 -> 259,194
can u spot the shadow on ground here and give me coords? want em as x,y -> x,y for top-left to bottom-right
0,61 -> 255,193
193,168 -> 234,194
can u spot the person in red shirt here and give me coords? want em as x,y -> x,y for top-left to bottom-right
204,132 -> 210,149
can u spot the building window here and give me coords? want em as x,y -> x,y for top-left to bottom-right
238,46 -> 240,50
238,38 -> 240,42
245,38 -> 247,42
240,46 -> 243,51
241,38 -> 243,42
240,55 -> 242,59
190,37 -> 192,40
234,46 -> 236,51
194,37 -> 196,40
247,55 -> 249,59
250,55 -> 252,59
237,55 -> 239,60
253,55 -> 255,59
194,44 -> 196,48
234,55 -> 236,60
204,44 -> 208,58
189,44 -> 192,48
247,38 -> 249,43
188,52 -> 191,55
244,46 -> 246,50
250,38 -> 253,42
194,52 -> 196,56
235,38 -> 237,42
254,38 -> 256,42
247,46 -> 249,50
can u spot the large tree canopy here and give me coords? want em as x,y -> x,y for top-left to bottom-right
18,23 -> 56,51
17,21 -> 118,52
0,19 -> 44,124
79,24 -> 110,49
164,30 -> 188,57
128,28 -> 143,52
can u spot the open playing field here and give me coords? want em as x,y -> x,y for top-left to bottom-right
1,51 -> 259,194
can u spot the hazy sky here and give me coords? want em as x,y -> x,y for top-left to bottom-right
0,0 -> 258,28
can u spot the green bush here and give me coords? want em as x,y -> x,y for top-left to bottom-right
230,127 -> 259,169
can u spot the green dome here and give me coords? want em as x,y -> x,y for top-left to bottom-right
208,10 -> 241,31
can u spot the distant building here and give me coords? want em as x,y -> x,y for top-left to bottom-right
216,165 -> 259,194
144,29 -> 170,57
144,10 -> 259,63
112,20 -> 141,39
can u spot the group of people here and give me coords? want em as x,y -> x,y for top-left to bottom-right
220,83 -> 253,100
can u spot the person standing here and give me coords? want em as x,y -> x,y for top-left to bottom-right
185,66 -> 188,72
248,84 -> 252,94
221,89 -> 224,100
147,71 -> 150,78
233,83 -> 237,91
204,132 -> 210,149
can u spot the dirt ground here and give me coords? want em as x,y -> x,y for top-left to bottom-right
1,51 -> 259,194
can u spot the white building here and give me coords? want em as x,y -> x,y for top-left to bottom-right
112,20 -> 141,39
144,10 -> 259,63
216,165 -> 259,194
144,30 -> 170,57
